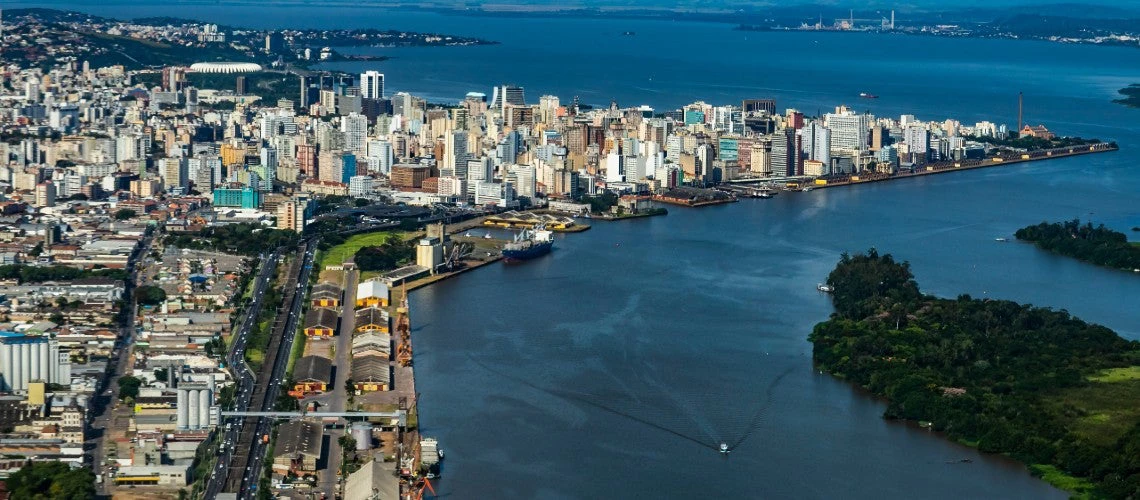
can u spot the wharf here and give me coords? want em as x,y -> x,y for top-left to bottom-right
812,143 -> 1117,190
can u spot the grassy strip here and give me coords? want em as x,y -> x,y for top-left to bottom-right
1029,464 -> 1096,498
318,231 -> 393,270
286,325 -> 307,377
1088,366 -> 1140,383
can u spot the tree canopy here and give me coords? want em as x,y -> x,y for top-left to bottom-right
810,250 -> 1140,498
164,223 -> 299,256
118,375 -> 142,401
1016,219 -> 1140,271
135,285 -> 167,306
6,461 -> 96,500
354,238 -> 414,272
0,265 -> 128,284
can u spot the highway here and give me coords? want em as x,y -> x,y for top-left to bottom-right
202,250 -> 281,500
215,242 -> 317,499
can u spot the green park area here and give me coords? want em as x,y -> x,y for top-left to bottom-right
317,231 -> 395,270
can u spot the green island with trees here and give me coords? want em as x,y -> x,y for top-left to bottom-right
1114,84 -> 1140,109
810,249 -> 1140,498
1015,220 -> 1140,272
962,134 -> 1107,151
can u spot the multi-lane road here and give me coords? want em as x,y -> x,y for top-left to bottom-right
204,242 -> 317,499
202,250 -> 281,500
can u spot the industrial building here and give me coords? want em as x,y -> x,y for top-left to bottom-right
0,332 -> 71,392
351,355 -> 390,392
345,458 -> 400,500
311,282 -> 343,308
113,464 -> 191,486
291,355 -> 332,396
355,280 -> 389,308
351,332 -> 390,359
354,307 -> 390,334
272,420 -> 324,475
175,379 -> 216,431
303,308 -> 339,338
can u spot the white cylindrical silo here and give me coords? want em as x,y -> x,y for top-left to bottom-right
1,342 -> 12,391
37,342 -> 48,383
20,344 -> 31,390
176,389 -> 188,430
188,389 -> 200,429
49,341 -> 59,386
12,344 -> 23,391
198,388 -> 211,429
351,422 -> 372,451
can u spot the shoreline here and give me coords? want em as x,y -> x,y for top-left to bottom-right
812,143 -> 1118,190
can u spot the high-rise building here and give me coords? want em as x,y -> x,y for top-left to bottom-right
801,121 -> 832,168
34,181 -> 56,207
444,130 -> 468,175
491,85 -> 525,113
342,113 -> 368,153
236,76 -> 247,95
770,129 -> 798,177
742,99 -> 776,115
903,126 -> 930,164
825,107 -> 871,151
360,71 -> 385,100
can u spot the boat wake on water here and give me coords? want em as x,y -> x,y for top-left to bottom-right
468,355 -> 794,455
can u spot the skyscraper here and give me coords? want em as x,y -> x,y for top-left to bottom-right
825,107 -> 871,151
342,113 -> 368,153
801,121 -> 832,167
360,71 -> 385,100
491,85 -> 525,113
444,130 -> 468,175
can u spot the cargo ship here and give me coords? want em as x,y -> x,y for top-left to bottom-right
503,225 -> 553,261
859,92 -> 879,99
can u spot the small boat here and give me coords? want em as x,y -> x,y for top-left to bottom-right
719,443 -> 729,454
483,233 -> 493,239
426,472 -> 437,479
859,92 -> 879,99
994,237 -> 1008,242
802,186 -> 813,192
464,232 -> 471,237
817,283 -> 835,293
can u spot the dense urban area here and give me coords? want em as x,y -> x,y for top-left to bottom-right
0,5 -> 1126,500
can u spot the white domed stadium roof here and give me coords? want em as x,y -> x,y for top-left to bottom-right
189,62 -> 263,74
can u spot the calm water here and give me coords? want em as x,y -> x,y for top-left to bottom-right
26,3 -> 1140,497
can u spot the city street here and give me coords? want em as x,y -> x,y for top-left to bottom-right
87,233 -> 153,494
317,268 -> 359,497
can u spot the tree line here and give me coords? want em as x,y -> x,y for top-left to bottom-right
0,265 -> 128,284
164,223 -> 299,256
1016,219 -> 1140,271
810,249 -> 1140,498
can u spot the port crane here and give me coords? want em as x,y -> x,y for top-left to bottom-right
395,283 -> 413,367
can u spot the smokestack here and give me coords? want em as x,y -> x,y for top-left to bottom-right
1018,92 -> 1023,133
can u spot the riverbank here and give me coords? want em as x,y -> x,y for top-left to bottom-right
813,143 -> 1118,190
811,250 -> 1140,499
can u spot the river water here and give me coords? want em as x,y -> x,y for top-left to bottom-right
28,2 -> 1140,497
